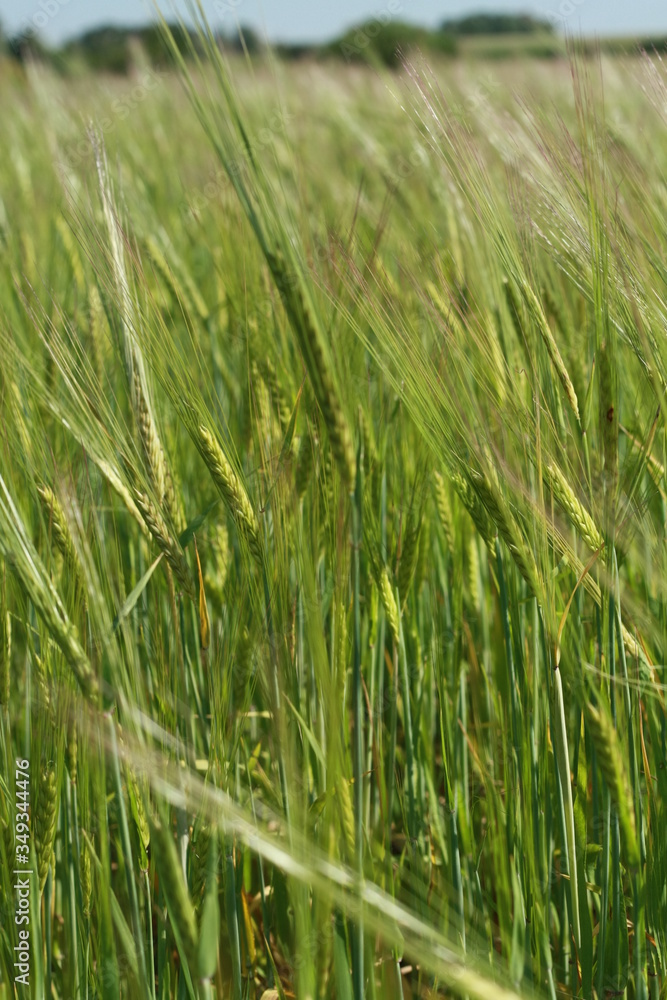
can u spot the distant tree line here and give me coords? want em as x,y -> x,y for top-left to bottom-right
0,13 -> 661,73
441,13 -> 554,34
0,22 -> 262,73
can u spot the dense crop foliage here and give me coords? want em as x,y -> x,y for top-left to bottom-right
0,22 -> 666,1000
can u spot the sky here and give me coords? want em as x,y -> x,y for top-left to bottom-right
1,0 -> 666,45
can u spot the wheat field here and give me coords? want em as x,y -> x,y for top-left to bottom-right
0,17 -> 666,1000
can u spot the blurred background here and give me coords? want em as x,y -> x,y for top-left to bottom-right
1,0 -> 666,70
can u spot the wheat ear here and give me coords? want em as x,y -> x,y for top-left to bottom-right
66,719 -> 77,784
377,567 -> 400,646
134,490 -> 195,599
336,777 -> 356,860
34,763 -> 58,893
133,370 -> 166,503
37,484 -> 85,591
204,522 -> 230,605
268,249 -> 355,487
0,477 -> 97,698
469,471 -> 541,596
586,699 -> 639,868
433,472 -> 455,551
544,461 -> 604,556
80,841 -> 92,916
450,471 -> 496,551
196,425 -> 263,566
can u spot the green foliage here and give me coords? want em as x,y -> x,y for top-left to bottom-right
327,20 -> 457,67
63,23 -> 203,73
441,13 -> 555,34
0,14 -> 665,1000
